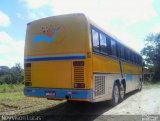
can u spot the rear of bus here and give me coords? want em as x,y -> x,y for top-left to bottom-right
24,14 -> 93,102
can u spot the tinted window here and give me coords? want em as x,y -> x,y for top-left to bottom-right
133,53 -> 136,63
139,56 -> 142,65
106,36 -> 111,54
126,49 -> 130,60
117,43 -> 120,57
111,40 -> 117,56
131,52 -> 134,62
129,52 -> 133,62
120,45 -> 125,59
135,55 -> 138,64
124,48 -> 127,60
92,29 -> 100,52
134,54 -> 138,64
100,33 -> 107,53
136,55 -> 139,64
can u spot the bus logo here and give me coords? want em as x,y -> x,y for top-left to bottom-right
33,26 -> 60,43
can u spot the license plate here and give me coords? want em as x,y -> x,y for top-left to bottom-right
45,91 -> 56,96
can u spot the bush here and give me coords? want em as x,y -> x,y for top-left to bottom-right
0,63 -> 24,85
0,84 -> 24,93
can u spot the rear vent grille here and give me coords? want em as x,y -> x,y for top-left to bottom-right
24,63 -> 32,86
73,61 -> 84,83
94,75 -> 105,97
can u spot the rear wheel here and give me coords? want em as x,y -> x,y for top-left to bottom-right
138,80 -> 142,91
120,84 -> 125,101
109,82 -> 120,106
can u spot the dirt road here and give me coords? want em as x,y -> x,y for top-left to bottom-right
30,86 -> 160,121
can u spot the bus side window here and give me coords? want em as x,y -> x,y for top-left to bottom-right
134,54 -> 137,64
106,36 -> 111,55
126,49 -> 130,61
92,29 -> 100,52
130,52 -> 134,63
120,45 -> 125,59
136,55 -> 139,64
135,54 -> 138,64
139,56 -> 142,65
116,42 -> 120,58
111,39 -> 117,57
129,51 -> 132,62
99,33 -> 107,54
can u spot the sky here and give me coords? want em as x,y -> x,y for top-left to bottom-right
0,0 -> 160,67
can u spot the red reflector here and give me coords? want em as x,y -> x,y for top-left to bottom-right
74,83 -> 85,88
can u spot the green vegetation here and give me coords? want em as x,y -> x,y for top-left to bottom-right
0,63 -> 24,85
0,84 -> 24,93
0,91 -> 63,115
0,83 -> 63,115
141,33 -> 160,83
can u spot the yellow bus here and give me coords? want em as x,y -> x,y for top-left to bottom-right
24,13 -> 143,105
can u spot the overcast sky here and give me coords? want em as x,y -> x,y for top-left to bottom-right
0,0 -> 160,67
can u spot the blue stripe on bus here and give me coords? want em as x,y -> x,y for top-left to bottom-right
24,55 -> 86,62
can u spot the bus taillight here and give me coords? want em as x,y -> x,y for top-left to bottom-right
73,61 -> 84,66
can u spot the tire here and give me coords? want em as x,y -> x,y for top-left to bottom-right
120,84 -> 125,101
138,80 -> 142,91
109,82 -> 120,106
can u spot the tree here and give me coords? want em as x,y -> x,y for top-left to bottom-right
141,33 -> 160,82
0,66 -> 11,76
11,63 -> 24,84
0,63 -> 24,84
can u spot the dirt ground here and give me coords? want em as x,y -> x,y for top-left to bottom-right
104,87 -> 160,115
1,85 -> 160,121
28,86 -> 160,121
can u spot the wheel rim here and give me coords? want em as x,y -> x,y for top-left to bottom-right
120,85 -> 125,99
139,81 -> 142,90
114,85 -> 119,103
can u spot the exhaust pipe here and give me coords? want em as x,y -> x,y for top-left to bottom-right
65,95 -> 71,100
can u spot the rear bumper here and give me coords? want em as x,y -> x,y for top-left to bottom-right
24,87 -> 93,102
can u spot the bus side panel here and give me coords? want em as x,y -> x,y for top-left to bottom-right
92,54 -> 121,102
122,62 -> 142,93
92,54 -> 120,73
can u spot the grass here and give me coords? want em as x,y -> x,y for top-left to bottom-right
0,84 -> 63,115
0,82 -> 159,115
0,84 -> 24,93
0,91 -> 63,115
